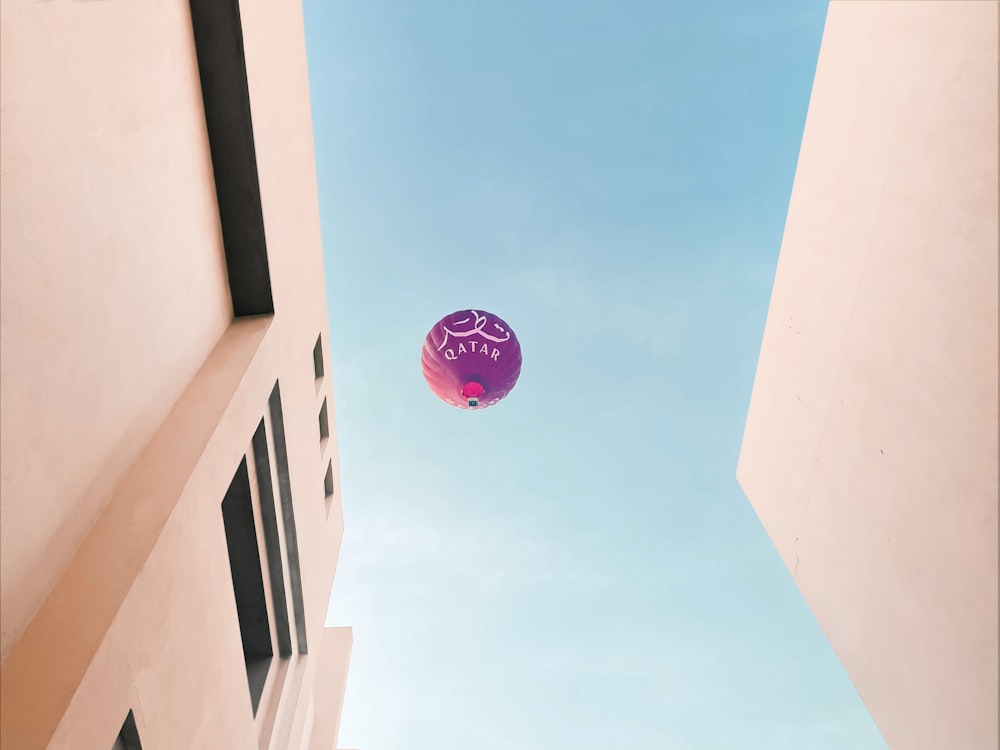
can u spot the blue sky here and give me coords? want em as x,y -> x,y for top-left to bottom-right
304,1 -> 888,747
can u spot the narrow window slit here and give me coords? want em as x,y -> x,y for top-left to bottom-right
221,458 -> 273,714
324,461 -> 335,500
112,710 -> 142,750
313,335 -> 324,380
319,398 -> 330,441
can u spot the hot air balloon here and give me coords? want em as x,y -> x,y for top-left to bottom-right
421,309 -> 522,409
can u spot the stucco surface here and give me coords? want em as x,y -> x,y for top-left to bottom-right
738,3 -> 998,749
309,628 -> 355,750
0,0 -> 232,661
0,0 -> 351,746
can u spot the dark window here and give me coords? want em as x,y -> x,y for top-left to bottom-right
111,710 -> 142,750
188,0 -> 273,317
324,460 -> 335,500
250,420 -> 292,658
318,398 -> 330,441
313,335 -> 325,380
222,458 -> 273,715
268,383 -> 308,654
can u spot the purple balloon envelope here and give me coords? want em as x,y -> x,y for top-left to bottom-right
421,309 -> 522,410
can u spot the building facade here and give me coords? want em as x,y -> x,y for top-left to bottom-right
738,2 -> 998,749
0,0 -> 355,747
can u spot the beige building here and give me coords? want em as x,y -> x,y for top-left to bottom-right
0,0 -> 354,748
738,2 -> 998,750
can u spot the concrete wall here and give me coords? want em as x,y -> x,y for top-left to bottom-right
737,2 -> 998,749
0,0 -> 233,662
0,0 -> 353,746
309,627 -> 355,750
